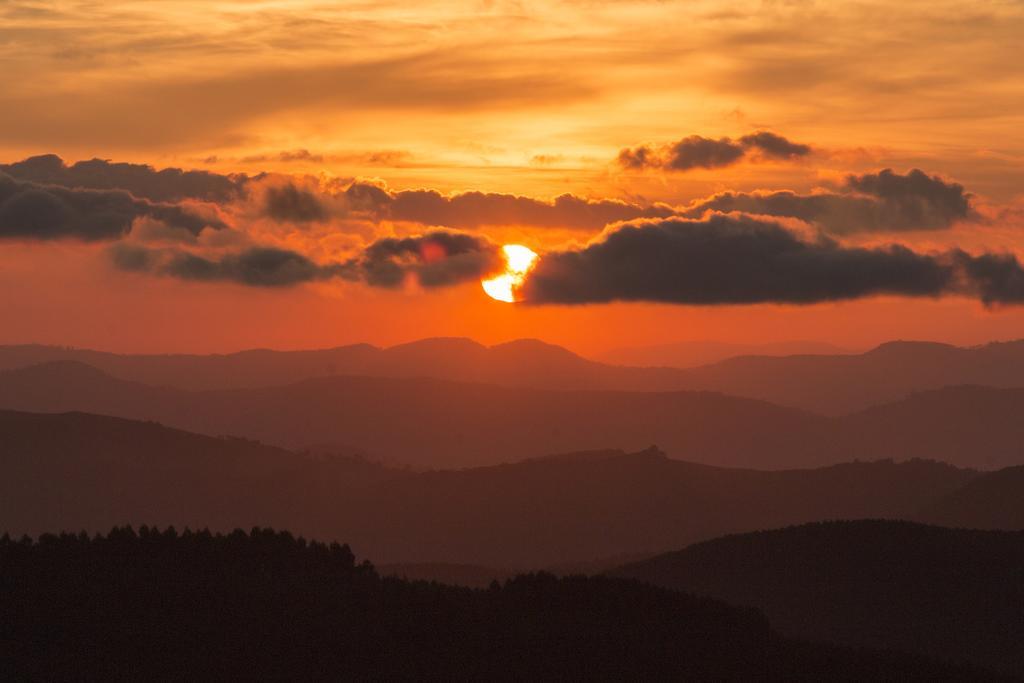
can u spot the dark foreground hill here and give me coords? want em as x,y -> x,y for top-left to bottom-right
0,410 -> 986,567
0,528 -> 998,681
919,465 -> 1024,529
613,520 -> 1024,677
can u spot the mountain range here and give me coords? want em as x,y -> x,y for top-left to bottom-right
5,337 -> 1024,416
5,409 -> 1015,567
598,339 -> 853,368
5,359 -> 1024,469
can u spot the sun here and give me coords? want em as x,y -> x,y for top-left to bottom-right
482,244 -> 538,303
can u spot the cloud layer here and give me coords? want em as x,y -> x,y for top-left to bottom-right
0,172 -> 221,241
0,155 -> 247,203
2,153 -> 1015,310
520,214 -> 1024,305
110,231 -> 501,289
618,132 -> 812,172
682,169 -> 973,235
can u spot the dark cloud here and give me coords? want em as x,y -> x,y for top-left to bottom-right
845,168 -> 972,229
617,131 -> 811,171
352,231 -> 502,288
110,231 -> 500,290
663,136 -> 746,171
341,184 -> 675,230
111,244 -> 349,287
0,172 -> 222,241
952,250 -> 1024,305
738,131 -> 812,159
0,155 -> 247,203
253,178 -> 675,231
263,183 -> 328,223
682,169 -> 973,234
520,213 -> 1021,306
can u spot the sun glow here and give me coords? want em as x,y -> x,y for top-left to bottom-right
482,244 -> 538,303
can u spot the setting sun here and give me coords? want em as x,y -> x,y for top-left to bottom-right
482,244 -> 538,303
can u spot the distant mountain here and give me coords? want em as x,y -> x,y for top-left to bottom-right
0,338 -> 693,392
675,339 -> 1024,414
613,520 -> 1024,677
599,340 -> 852,368
0,410 -> 400,538
0,361 -> 831,469
6,360 -> 1024,470
835,385 -> 1024,469
919,465 -> 1024,529
6,337 -> 1024,415
0,411 -> 983,566
4,528 -> 991,681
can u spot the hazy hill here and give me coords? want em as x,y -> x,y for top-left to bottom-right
0,410 -> 400,538
0,338 -> 692,392
835,385 -> 1024,469
600,340 -> 852,368
0,410 -> 984,566
919,465 -> 1024,529
0,361 -> 831,469
3,529 -> 992,681
7,360 -> 1024,470
5,337 -> 1024,415
676,339 -> 1024,415
613,520 -> 1024,676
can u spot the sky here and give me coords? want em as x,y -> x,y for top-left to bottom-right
1,0 -> 1023,355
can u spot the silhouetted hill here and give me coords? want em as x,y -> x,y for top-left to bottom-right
0,338 -> 693,392
676,339 -> 1024,414
0,343 -> 381,390
613,520 -> 1024,677
377,562 -> 515,588
0,411 -> 983,566
6,360 -> 1024,469
919,465 -> 1024,529
600,340 -> 852,368
0,410 -> 400,538
836,385 -> 1024,469
2,528 -> 993,681
0,361 -> 831,469
6,337 -> 1024,415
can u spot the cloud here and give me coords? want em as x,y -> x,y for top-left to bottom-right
738,131 -> 812,159
0,172 -> 223,241
953,250 -> 1024,305
681,169 -> 973,234
110,230 -> 501,290
617,131 -> 812,172
263,183 -> 328,223
110,244 -> 349,287
519,213 -> 1024,306
1,154 -> 680,235
845,168 -> 972,228
350,231 -> 502,288
252,178 -> 676,231
339,184 -> 676,230
0,155 -> 247,203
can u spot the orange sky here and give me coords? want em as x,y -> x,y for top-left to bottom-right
1,0 -> 1024,355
